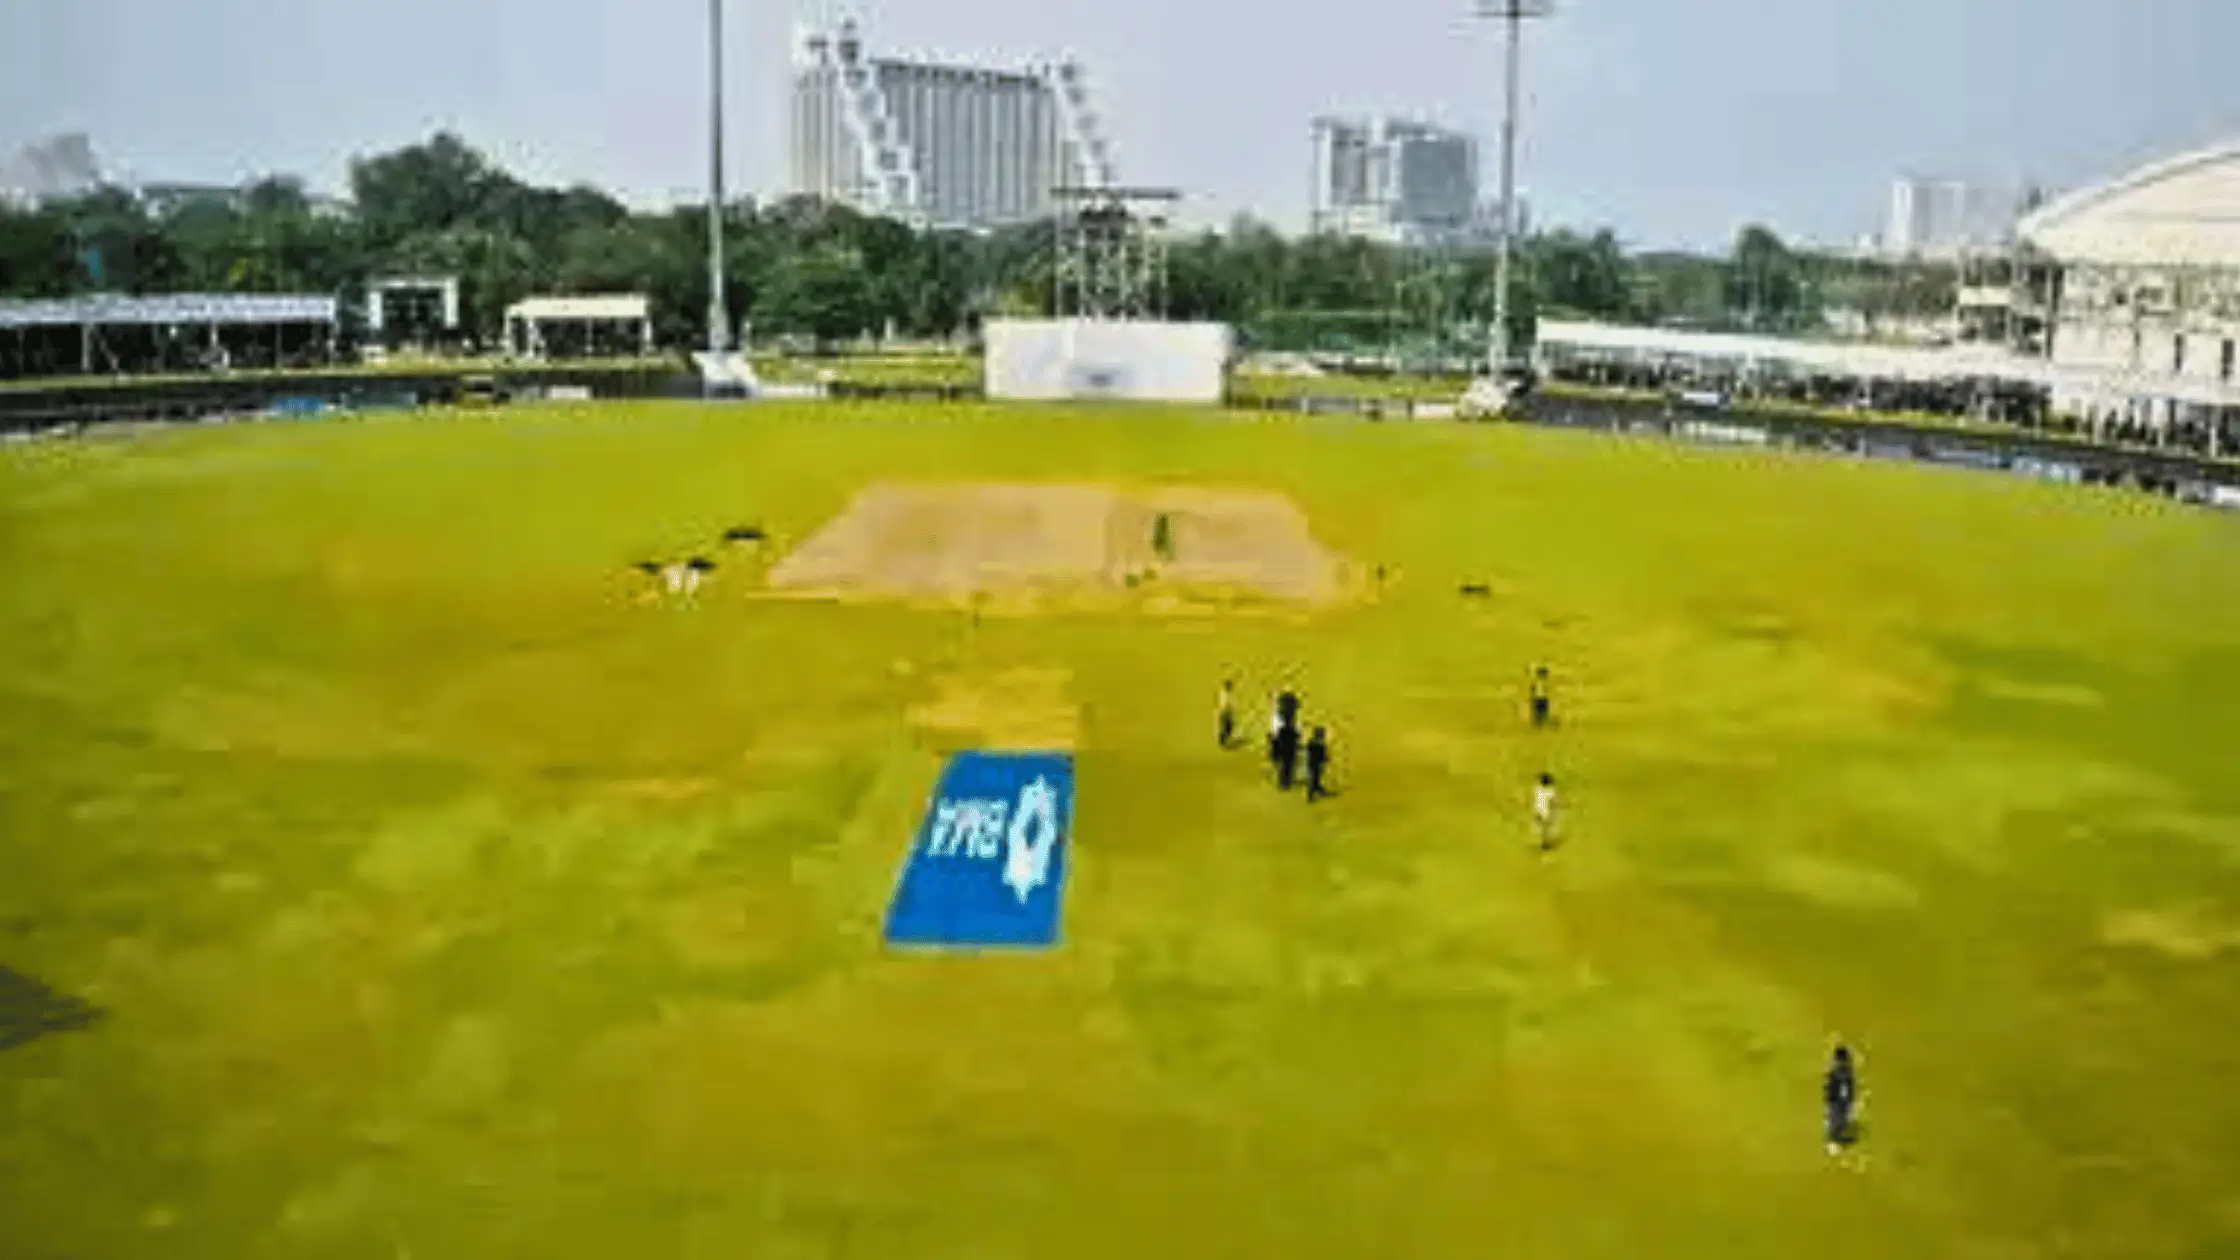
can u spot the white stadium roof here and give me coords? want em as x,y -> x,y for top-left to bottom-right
1536,321 -> 2024,384
0,293 -> 338,330
2019,137 -> 2240,268
1537,320 -> 2240,408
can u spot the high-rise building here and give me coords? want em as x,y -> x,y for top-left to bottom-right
0,134 -> 103,206
790,18 -> 1116,230
1881,176 -> 2023,260
1309,117 -> 1480,245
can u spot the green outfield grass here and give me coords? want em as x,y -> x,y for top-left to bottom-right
1230,371 -> 1475,400
3,401 -> 2238,1259
753,353 -> 982,388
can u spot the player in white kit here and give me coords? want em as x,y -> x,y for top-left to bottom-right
1532,772 -> 1559,851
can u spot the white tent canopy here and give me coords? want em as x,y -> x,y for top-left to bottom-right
504,294 -> 653,359
0,293 -> 340,377
0,293 -> 337,330
505,295 -> 651,324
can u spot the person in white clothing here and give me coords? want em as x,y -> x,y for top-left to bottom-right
1532,772 -> 1559,851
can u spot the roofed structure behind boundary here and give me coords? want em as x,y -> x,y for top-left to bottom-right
2007,137 -> 2240,444
1553,136 -> 2240,460
0,294 -> 339,379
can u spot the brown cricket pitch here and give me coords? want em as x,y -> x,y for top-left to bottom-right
765,481 -> 1351,607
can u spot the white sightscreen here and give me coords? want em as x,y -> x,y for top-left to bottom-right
985,319 -> 1232,404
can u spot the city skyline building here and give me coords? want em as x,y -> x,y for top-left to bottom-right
789,17 -> 1115,230
1309,115 -> 1481,245
1881,174 -> 2025,261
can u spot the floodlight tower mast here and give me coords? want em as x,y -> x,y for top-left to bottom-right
707,0 -> 732,358
1475,0 -> 1552,373
1051,187 -> 1180,320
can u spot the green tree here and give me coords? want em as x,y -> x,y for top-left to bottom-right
349,132 -> 498,248
0,203 -> 75,297
0,124 -> 1832,366
1724,224 -> 1806,331
486,181 -> 629,255
754,243 -> 877,351
50,187 -> 185,294
1631,251 -> 1727,327
1526,228 -> 1629,319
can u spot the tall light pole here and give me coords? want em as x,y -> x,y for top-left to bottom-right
1476,0 -> 1551,373
706,0 -> 732,358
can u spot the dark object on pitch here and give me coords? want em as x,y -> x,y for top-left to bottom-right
0,966 -> 105,1053
686,557 -> 717,573
1459,582 -> 1492,598
1824,1045 -> 1860,1150
1304,727 -> 1331,801
1530,665 -> 1553,728
634,560 -> 664,576
1152,512 -> 1175,561
723,526 -> 767,543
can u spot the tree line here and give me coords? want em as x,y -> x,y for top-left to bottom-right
0,132 -> 1956,356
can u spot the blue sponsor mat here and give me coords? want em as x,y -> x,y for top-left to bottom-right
884,751 -> 1075,950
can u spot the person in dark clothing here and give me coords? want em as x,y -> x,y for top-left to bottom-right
1824,1044 -> 1859,1154
1218,679 -> 1237,749
1275,721 -> 1301,789
1529,666 -> 1553,729
1304,727 -> 1331,800
1269,690 -> 1301,786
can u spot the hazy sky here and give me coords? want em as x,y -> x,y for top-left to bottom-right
4,0 -> 2235,250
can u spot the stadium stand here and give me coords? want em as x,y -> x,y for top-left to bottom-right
0,294 -> 339,380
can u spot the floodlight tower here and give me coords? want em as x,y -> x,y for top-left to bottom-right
1475,0 -> 1552,373
1051,187 -> 1180,321
706,0 -> 732,358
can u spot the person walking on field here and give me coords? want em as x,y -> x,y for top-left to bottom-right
1275,721 -> 1302,790
1532,772 -> 1559,850
1218,679 -> 1237,749
1304,727 -> 1331,801
1530,665 -> 1553,729
1272,691 -> 1303,790
1824,1044 -> 1861,1155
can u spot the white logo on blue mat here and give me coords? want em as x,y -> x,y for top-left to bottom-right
927,796 -> 1008,860
922,777 -> 1060,903
885,751 -> 1074,949
1002,777 -> 1060,903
